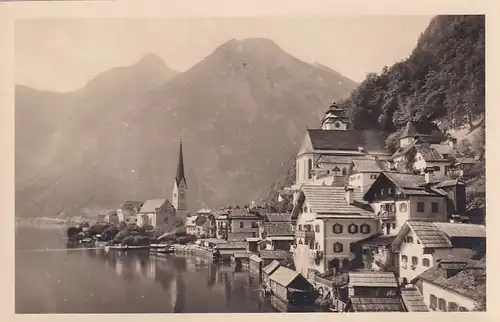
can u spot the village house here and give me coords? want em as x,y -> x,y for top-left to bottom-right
412,256 -> 486,311
265,213 -> 293,222
185,215 -> 197,235
105,210 -> 119,224
391,221 -> 486,283
344,271 -> 405,312
363,171 -> 450,236
389,121 -> 456,177
137,198 -> 176,228
214,211 -> 229,240
117,201 -> 144,223
249,254 -> 263,277
345,158 -> 389,194
448,157 -> 479,179
258,222 -> 295,251
291,185 -> 380,275
227,207 -> 264,238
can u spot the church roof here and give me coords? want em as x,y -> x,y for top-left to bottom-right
139,199 -> 171,213
307,129 -> 388,153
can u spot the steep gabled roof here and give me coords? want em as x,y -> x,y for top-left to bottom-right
259,249 -> 290,260
263,260 -> 281,275
268,266 -> 301,287
307,129 -> 388,153
139,199 -> 171,213
175,140 -> 187,187
265,213 -> 292,222
351,158 -> 388,172
392,221 -> 486,250
298,185 -> 374,216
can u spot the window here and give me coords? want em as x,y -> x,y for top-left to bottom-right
315,242 -> 319,250
401,255 -> 408,269
417,202 -> 425,212
333,242 -> 343,253
381,189 -> 385,196
438,298 -> 447,311
348,224 -> 358,234
370,174 -> 378,179
333,224 -> 343,234
448,302 -> 458,312
335,121 -> 341,128
406,236 -> 414,243
251,222 -> 258,228
399,202 -> 408,212
308,159 -> 312,179
315,225 -> 320,233
342,168 -> 347,176
239,222 -> 244,228
431,202 -> 439,213
392,223 -> 396,229
435,166 -> 441,172
360,224 -> 371,234
430,294 -> 437,310
388,188 -> 393,194
304,206 -> 308,213
411,256 -> 418,267
298,225 -> 302,231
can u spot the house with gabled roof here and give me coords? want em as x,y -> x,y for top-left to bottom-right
345,158 -> 390,194
400,287 -> 429,312
412,256 -> 485,312
258,222 -> 295,251
391,221 -> 486,283
291,185 -> 380,275
363,171 -> 450,236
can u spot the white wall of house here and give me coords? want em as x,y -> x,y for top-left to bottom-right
323,218 -> 379,259
400,137 -> 413,147
370,200 -> 410,235
420,280 -> 477,311
398,229 -> 434,282
408,196 -> 448,222
348,172 -> 379,193
413,153 -> 450,176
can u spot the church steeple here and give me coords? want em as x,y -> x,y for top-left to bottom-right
175,140 -> 187,187
173,140 -> 188,217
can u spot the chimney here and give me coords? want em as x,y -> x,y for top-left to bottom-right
345,187 -> 354,205
424,167 -> 434,184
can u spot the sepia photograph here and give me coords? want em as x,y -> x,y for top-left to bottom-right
13,14 -> 486,314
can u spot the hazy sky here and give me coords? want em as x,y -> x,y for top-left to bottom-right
16,16 -> 433,92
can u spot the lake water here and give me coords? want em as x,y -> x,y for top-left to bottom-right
15,226 -> 279,314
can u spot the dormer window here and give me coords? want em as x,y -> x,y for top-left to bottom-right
334,121 -> 341,128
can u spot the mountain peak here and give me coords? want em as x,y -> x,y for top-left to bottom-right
136,53 -> 167,68
212,37 -> 286,59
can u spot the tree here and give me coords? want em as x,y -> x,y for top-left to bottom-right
100,226 -> 119,241
121,235 -> 135,246
66,226 -> 82,238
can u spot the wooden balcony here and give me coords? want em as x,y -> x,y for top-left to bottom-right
376,211 -> 396,221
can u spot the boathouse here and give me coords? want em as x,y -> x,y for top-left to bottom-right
268,266 -> 315,305
249,254 -> 263,277
262,260 -> 281,288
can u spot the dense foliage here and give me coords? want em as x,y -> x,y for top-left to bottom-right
339,15 -> 484,134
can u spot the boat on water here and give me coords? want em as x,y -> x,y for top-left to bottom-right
105,244 -> 151,251
150,243 -> 174,254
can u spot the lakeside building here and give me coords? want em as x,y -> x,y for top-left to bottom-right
227,207 -> 264,238
214,210 -> 230,240
258,222 -> 295,251
291,185 -> 380,275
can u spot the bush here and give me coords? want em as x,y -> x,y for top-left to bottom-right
113,229 -> 130,243
133,236 -> 150,246
100,226 -> 119,241
121,235 -> 135,246
66,226 -> 82,238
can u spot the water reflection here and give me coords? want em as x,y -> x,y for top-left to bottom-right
16,227 -> 309,313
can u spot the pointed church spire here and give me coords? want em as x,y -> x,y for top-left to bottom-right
176,140 -> 186,186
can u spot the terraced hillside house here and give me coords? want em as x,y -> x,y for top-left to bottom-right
412,256 -> 486,312
290,102 -> 391,204
391,221 -> 486,283
291,185 -> 380,275
363,171 -> 453,236
390,121 -> 456,177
